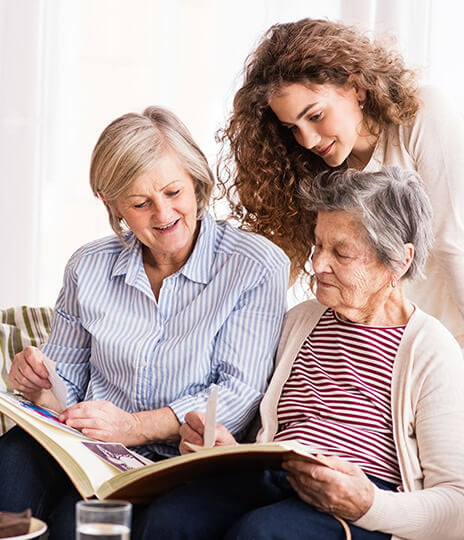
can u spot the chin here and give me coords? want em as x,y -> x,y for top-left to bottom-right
315,290 -> 335,308
324,155 -> 345,168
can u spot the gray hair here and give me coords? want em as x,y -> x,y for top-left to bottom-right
90,106 -> 214,239
300,166 -> 433,280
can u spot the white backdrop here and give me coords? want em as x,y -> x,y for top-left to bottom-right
1,0 -> 462,307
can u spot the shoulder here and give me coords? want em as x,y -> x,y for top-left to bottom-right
66,234 -> 125,269
394,84 -> 462,157
408,306 -> 459,346
417,84 -> 449,108
412,84 -> 457,126
215,219 -> 290,272
402,305 -> 463,371
284,299 -> 326,325
273,300 -> 327,369
279,300 -> 326,343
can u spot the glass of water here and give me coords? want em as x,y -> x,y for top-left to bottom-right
76,500 -> 132,540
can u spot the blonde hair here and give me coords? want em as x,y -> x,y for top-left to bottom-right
90,106 -> 214,239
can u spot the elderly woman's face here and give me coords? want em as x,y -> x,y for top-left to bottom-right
114,150 -> 198,266
312,211 -> 393,320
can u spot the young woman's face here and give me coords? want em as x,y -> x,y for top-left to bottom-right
269,82 -> 369,167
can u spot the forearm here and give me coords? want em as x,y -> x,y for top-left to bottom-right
354,486 -> 464,540
131,406 -> 181,446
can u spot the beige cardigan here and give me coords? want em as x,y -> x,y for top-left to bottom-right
365,86 -> 464,347
257,300 -> 464,540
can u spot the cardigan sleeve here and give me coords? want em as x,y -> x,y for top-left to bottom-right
354,315 -> 464,539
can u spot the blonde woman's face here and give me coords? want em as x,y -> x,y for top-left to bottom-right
269,82 -> 369,167
115,151 -> 199,268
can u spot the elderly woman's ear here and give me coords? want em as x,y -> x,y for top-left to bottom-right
395,243 -> 415,281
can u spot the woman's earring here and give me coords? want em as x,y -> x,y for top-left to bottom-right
391,279 -> 397,288
359,101 -> 365,110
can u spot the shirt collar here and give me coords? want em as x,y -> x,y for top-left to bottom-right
178,212 -> 216,284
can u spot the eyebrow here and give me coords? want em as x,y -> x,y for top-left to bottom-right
279,103 -> 318,126
125,180 -> 181,198
296,103 -> 317,121
314,232 -> 352,248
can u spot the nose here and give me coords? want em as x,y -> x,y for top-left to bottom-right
296,125 -> 321,150
151,198 -> 171,224
311,247 -> 331,274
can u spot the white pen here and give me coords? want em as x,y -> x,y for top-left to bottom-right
203,385 -> 218,448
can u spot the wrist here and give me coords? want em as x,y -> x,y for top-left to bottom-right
131,407 -> 181,445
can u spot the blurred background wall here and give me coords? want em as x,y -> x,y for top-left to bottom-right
0,0 -> 461,307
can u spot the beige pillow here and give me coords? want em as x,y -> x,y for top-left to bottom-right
0,306 -> 53,434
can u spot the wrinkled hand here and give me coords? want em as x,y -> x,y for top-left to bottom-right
60,400 -> 138,445
282,454 -> 375,521
8,346 -> 52,400
179,411 -> 237,454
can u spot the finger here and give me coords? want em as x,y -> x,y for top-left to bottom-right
184,411 -> 206,434
79,427 -> 115,441
286,475 -> 334,514
286,475 -> 321,507
319,454 -> 359,474
63,415 -> 116,441
179,438 -> 199,455
18,347 -> 51,379
214,424 -> 237,446
61,401 -> 110,422
9,357 -> 51,391
283,458 -> 325,479
179,423 -> 204,446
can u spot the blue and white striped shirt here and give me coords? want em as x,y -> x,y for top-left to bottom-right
42,212 -> 289,456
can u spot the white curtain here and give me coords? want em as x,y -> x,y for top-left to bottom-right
0,0 -> 460,307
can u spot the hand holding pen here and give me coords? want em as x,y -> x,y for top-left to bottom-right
179,386 -> 237,454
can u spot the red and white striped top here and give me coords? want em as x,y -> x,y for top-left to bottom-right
274,308 -> 405,484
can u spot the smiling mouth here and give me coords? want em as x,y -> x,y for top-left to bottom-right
153,219 -> 179,231
316,142 -> 335,157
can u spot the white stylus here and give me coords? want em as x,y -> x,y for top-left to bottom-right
203,385 -> 218,448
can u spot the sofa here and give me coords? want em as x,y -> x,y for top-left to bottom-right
0,306 -> 53,434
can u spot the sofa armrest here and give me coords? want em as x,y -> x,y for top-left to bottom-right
0,306 -> 53,434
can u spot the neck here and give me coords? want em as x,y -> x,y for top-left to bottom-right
335,286 -> 414,327
347,121 -> 379,170
142,247 -> 190,301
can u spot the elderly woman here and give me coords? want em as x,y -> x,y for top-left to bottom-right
142,167 -> 464,540
0,107 -> 289,538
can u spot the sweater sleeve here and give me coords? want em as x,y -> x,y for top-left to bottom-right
354,318 -> 464,539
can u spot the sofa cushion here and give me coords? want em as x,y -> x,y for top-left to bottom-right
0,306 -> 53,433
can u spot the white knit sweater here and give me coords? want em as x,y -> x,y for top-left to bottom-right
364,85 -> 464,347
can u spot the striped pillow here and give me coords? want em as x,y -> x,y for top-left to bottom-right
0,306 -> 53,434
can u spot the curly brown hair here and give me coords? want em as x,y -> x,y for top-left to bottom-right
217,18 -> 419,283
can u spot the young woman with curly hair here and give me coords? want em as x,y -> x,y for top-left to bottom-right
218,17 -> 464,348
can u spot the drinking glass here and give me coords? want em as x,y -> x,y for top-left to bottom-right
75,500 -> 132,540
